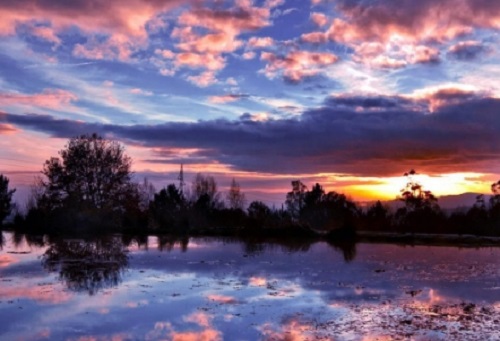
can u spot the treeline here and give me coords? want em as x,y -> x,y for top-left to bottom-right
0,134 -> 499,237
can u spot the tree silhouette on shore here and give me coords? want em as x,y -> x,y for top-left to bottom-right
0,174 -> 15,226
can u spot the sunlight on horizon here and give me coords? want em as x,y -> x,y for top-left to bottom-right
346,172 -> 492,201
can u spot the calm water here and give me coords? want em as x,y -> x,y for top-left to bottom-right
0,232 -> 499,341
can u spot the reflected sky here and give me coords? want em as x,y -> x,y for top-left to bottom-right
0,232 -> 498,340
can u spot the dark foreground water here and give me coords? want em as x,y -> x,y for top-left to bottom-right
0,232 -> 498,341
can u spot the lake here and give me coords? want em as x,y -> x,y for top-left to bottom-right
0,232 -> 498,340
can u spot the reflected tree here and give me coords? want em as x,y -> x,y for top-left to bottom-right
42,237 -> 128,295
157,235 -> 189,252
327,239 -> 357,262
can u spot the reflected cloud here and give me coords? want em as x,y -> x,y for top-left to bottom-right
259,319 -> 325,341
148,317 -> 223,341
206,294 -> 239,305
249,276 -> 267,287
0,254 -> 16,267
184,311 -> 213,328
0,282 -> 72,304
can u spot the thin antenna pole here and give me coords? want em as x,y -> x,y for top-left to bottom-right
178,163 -> 185,194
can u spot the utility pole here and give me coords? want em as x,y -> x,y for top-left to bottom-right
178,163 -> 185,195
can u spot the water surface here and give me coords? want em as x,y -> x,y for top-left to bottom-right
0,232 -> 498,340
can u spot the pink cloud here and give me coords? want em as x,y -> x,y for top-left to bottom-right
155,48 -> 175,59
0,1 -> 191,61
209,94 -> 248,104
177,2 -> 272,35
296,0 -> 500,68
412,86 -> 488,112
0,89 -> 77,109
29,25 -> 61,45
242,51 -> 256,59
0,123 -> 18,135
73,37 -> 134,62
261,50 -> 339,82
328,0 -> 500,45
352,41 -> 439,68
166,0 -> 282,84
130,88 -> 153,96
0,1 -> 185,38
247,36 -> 275,48
175,53 -> 225,71
407,45 -> 440,64
301,31 -> 328,44
310,12 -> 328,27
187,71 -> 218,87
177,32 -> 244,54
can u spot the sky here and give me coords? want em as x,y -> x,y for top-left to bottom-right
0,0 -> 499,207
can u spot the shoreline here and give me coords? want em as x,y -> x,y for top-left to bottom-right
356,230 -> 500,246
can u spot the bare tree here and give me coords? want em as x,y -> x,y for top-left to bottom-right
138,178 -> 156,210
226,178 -> 246,210
191,173 -> 222,208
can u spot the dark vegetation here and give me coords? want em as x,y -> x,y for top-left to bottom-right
1,134 -> 499,239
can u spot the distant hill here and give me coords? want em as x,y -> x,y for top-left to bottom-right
436,192 -> 489,210
371,192 -> 490,212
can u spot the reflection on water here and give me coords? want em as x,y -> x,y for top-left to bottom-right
0,232 -> 498,340
42,237 -> 128,295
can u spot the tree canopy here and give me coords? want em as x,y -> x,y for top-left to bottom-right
0,174 -> 15,225
41,134 -> 133,210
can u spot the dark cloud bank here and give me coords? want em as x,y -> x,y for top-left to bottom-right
2,91 -> 500,177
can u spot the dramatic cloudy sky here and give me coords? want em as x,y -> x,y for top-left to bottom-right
0,0 -> 499,206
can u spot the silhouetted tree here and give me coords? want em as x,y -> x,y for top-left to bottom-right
297,183 -> 360,232
138,177 -> 156,211
247,201 -> 272,227
364,201 -> 392,231
490,180 -> 500,230
149,184 -> 186,230
41,134 -> 133,210
226,178 -> 246,210
0,174 -> 15,225
191,173 -> 223,209
285,180 -> 307,219
395,170 -> 444,232
398,169 -> 439,212
461,194 -> 490,235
